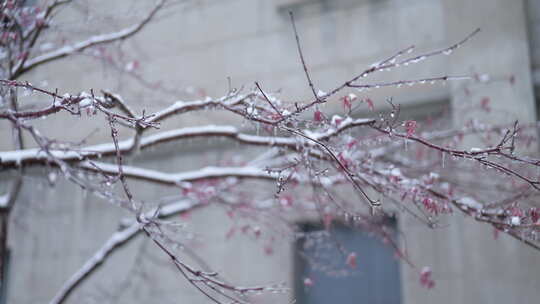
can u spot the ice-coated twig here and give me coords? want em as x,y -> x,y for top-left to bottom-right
348,75 -> 471,90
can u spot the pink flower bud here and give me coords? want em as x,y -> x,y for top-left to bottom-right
279,195 -> 293,207
364,98 -> 374,110
313,109 -> 324,122
346,252 -> 357,268
341,95 -> 352,111
529,208 -> 539,223
420,267 -> 435,289
404,120 -> 417,137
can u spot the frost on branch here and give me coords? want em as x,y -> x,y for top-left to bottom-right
1,2 -> 540,304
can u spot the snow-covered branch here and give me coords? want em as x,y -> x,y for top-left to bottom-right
0,115 -> 375,168
80,161 -> 277,185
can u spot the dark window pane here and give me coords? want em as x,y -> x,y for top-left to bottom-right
295,221 -> 401,304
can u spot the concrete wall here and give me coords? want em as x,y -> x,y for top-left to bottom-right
3,0 -> 540,303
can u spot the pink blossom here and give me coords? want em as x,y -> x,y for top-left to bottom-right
313,109 -> 324,122
253,226 -> 261,238
125,60 -> 140,72
346,139 -> 358,149
507,206 -> 524,217
337,151 -> 351,170
331,115 -> 343,126
303,277 -> 314,287
404,120 -> 417,137
364,98 -> 374,110
346,252 -> 357,268
529,208 -> 539,223
279,195 -> 293,207
420,267 -> 435,289
85,106 -> 96,116
422,197 -> 438,215
389,173 -> 402,184
341,95 -> 353,111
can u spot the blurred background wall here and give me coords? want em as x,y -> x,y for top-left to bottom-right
3,0 -> 540,303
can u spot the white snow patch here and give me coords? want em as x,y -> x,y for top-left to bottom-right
390,168 -> 401,176
0,194 -> 8,208
458,197 -> 482,210
330,115 -> 342,126
511,216 -> 521,226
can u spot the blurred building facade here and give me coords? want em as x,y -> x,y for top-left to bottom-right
3,0 -> 540,303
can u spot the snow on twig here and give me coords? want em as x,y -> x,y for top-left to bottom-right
79,161 -> 277,185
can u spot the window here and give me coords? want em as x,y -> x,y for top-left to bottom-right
22,0 -> 38,6
525,0 -> 540,120
294,219 -> 401,304
277,0 -> 385,19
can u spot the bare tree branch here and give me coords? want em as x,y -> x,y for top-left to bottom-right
11,0 -> 165,78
